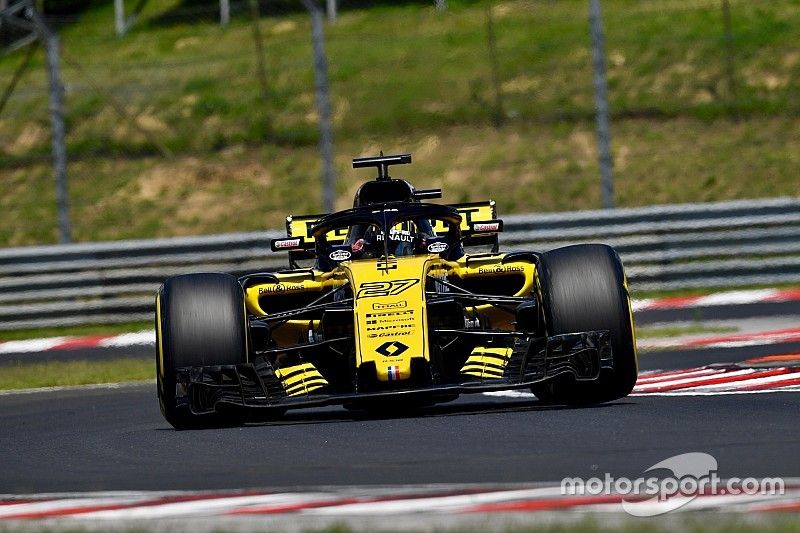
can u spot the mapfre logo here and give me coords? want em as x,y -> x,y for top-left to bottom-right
357,279 -> 419,298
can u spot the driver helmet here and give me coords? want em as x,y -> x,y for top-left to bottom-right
352,221 -> 429,257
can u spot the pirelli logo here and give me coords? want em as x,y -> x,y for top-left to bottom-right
366,310 -> 415,318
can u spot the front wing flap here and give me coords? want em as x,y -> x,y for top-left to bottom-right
174,330 -> 612,416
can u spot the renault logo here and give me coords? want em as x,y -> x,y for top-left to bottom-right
375,341 -> 409,357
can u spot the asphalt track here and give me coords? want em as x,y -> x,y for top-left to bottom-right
1,359 -> 799,492
0,300 -> 798,494
634,300 -> 800,325
1,380 -> 799,493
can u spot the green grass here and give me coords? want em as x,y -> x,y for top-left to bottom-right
0,359 -> 152,390
1,1 -> 800,245
0,322 -> 150,342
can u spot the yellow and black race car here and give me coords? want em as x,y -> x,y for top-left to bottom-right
155,153 -> 638,429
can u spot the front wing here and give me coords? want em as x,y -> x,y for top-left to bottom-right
173,330 -> 612,417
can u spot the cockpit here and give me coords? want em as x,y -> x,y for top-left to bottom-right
269,153 -> 503,272
311,203 -> 463,268
346,218 -> 438,259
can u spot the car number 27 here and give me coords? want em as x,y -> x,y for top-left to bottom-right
356,279 -> 420,298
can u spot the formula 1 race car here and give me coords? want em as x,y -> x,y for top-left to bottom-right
155,153 -> 638,429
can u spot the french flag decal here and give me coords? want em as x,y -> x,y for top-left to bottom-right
387,365 -> 401,381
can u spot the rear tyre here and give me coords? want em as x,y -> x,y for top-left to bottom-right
531,244 -> 637,405
156,273 -> 249,429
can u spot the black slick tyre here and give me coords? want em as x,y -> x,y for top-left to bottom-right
155,273 -> 248,429
532,244 -> 637,404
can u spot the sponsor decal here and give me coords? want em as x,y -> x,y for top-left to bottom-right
464,317 -> 481,328
427,241 -> 449,253
477,265 -> 524,274
273,238 -> 302,249
375,341 -> 409,358
367,331 -> 412,338
366,324 -> 415,332
372,300 -> 407,311
258,284 -> 305,294
329,249 -> 352,261
366,310 -> 415,318
375,229 -> 414,243
366,316 -> 415,325
357,279 -> 420,298
473,222 -> 501,232
387,365 -> 401,381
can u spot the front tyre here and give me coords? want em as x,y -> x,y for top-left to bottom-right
156,273 -> 249,429
532,244 -> 637,404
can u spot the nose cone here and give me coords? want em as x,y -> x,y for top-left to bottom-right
347,255 -> 431,383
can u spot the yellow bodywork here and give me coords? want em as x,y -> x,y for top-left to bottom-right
460,346 -> 514,379
623,273 -> 640,375
244,252 -> 536,387
275,363 -> 329,396
243,269 -> 345,346
348,256 -> 429,381
155,292 -> 164,378
431,201 -> 496,235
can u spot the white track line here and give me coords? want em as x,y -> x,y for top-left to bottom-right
0,330 -> 153,355
302,488 -> 565,515
481,390 -> 536,399
5,484 -> 800,520
0,380 -> 153,397
688,370 -> 800,391
630,388 -> 800,397
633,368 -> 756,392
80,493 -> 336,520
0,497 -> 146,518
696,289 -> 780,307
98,331 -> 155,348
635,368 -> 720,384
0,338 -> 68,354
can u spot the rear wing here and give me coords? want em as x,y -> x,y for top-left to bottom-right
270,200 -> 503,257
269,214 -> 348,256
433,201 -> 502,249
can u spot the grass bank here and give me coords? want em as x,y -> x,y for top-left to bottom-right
0,1 -> 798,245
0,359 -> 152,390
